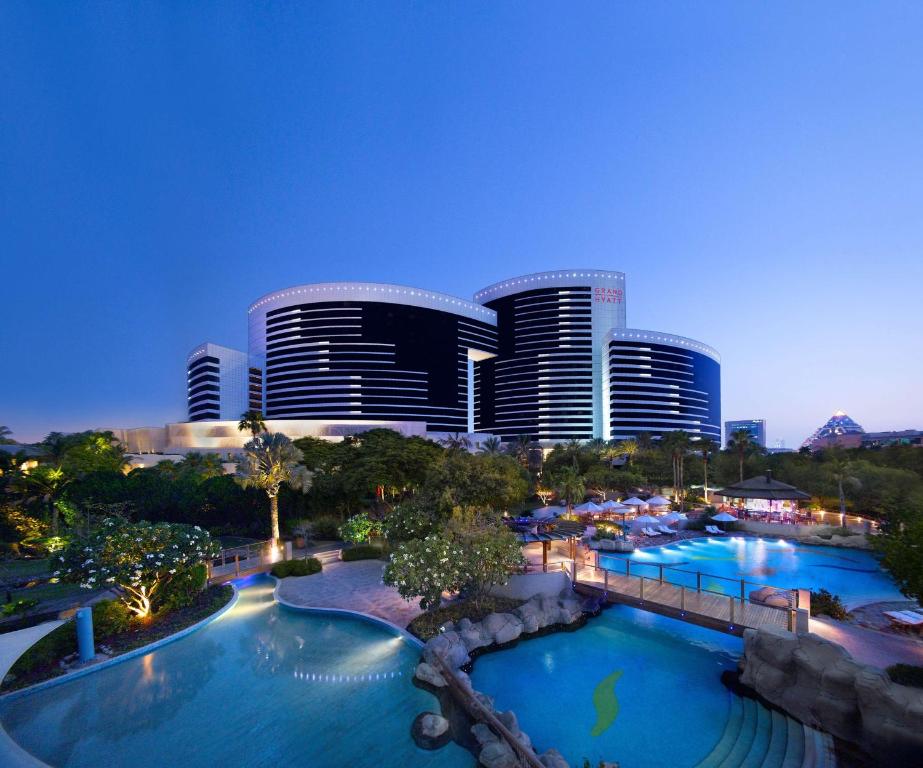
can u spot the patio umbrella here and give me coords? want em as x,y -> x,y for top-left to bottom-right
646,495 -> 671,507
599,499 -> 625,510
573,501 -> 603,514
622,497 -> 648,507
633,514 -> 660,525
711,512 -> 738,522
660,511 -> 682,523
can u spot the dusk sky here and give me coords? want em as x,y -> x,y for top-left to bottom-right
2,3 -> 922,447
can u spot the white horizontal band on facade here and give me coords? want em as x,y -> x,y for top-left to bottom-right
475,270 -> 626,303
249,282 -> 497,324
605,328 -> 720,362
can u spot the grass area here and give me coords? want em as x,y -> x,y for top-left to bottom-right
7,581 -> 84,604
216,535 -> 259,549
408,595 -> 524,641
0,558 -> 51,582
1,584 -> 235,693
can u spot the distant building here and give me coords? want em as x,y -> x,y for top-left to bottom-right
186,343 -> 257,422
801,410 -> 865,451
725,419 -> 766,448
861,430 -> 923,448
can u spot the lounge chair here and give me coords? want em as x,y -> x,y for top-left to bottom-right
643,527 -> 659,537
658,525 -> 674,535
706,525 -> 726,535
884,611 -> 923,628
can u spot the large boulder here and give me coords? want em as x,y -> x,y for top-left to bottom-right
539,749 -> 570,768
411,712 -> 451,750
423,631 -> 470,670
482,612 -> 524,645
740,626 -> 923,761
478,739 -> 519,768
514,597 -> 543,634
415,661 -> 446,688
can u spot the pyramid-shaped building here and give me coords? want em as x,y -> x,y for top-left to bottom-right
801,410 -> 865,451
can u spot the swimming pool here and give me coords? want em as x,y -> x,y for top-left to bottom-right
601,536 -> 903,607
0,576 -> 473,768
471,605 -> 767,768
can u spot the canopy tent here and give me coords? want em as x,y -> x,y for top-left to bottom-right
711,512 -> 738,522
715,470 -> 810,502
529,506 -> 562,520
573,501 -> 603,514
646,495 -> 671,507
622,497 -> 648,507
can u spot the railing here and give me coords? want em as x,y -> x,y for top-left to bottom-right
207,539 -> 279,580
576,558 -> 797,632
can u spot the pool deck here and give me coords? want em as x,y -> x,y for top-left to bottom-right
809,615 -> 923,669
275,559 -> 422,629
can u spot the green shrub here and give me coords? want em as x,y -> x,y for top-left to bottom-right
310,516 -> 341,540
341,545 -> 383,561
887,663 -> 923,688
408,595 -> 523,640
92,599 -> 132,637
1,598 -> 38,616
271,558 -> 322,578
154,564 -> 207,614
811,588 -> 850,620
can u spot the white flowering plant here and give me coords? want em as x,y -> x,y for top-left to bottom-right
57,518 -> 219,619
381,502 -> 439,544
383,533 -> 465,612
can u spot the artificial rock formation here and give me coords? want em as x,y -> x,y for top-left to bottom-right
413,589 -> 591,768
740,625 -> 923,760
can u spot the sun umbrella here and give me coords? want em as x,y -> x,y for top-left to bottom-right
646,495 -> 671,507
660,511 -> 682,523
622,497 -> 648,507
633,514 -> 660,525
599,499 -> 625,510
711,512 -> 738,522
573,501 -> 603,514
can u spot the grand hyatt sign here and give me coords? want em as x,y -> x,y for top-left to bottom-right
594,287 -> 624,303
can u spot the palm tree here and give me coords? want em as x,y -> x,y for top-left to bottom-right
235,433 -> 312,542
615,439 -> 639,467
178,452 -> 224,479
15,465 -> 71,536
826,457 -> 861,528
696,438 -> 719,500
479,436 -> 502,455
0,425 -> 13,444
636,432 -> 655,454
586,438 -> 607,458
727,429 -> 754,482
440,433 -> 472,453
553,465 -> 586,516
238,410 -> 267,438
507,434 -> 532,467
661,430 -> 691,511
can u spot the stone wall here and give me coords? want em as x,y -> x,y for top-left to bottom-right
488,571 -> 571,601
740,626 -> 923,761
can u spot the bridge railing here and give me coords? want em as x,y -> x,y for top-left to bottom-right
575,559 -> 797,631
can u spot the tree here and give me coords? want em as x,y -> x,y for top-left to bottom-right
383,533 -> 465,611
57,518 -> 218,619
238,410 -> 267,438
697,438 -> 719,499
878,518 -> 923,603
479,436 -> 502,455
381,501 -> 441,543
826,457 -> 861,527
236,433 -> 312,541
534,484 -> 555,505
661,431 -> 691,510
176,452 -> 225,481
452,517 -> 523,610
507,434 -> 533,467
440,433 -> 472,453
615,439 -> 638,466
553,465 -> 586,514
14,464 -> 71,536
727,429 -> 754,482
0,425 -> 14,444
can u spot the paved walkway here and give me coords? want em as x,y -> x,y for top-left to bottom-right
810,615 -> 923,669
276,559 -> 422,629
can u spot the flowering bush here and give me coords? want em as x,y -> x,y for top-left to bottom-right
457,525 -> 524,608
383,534 -> 465,611
339,512 -> 380,544
381,502 -> 439,543
57,518 -> 219,619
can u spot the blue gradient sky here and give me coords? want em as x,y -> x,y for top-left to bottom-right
2,3 -> 922,446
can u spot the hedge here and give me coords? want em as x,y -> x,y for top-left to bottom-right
271,558 -> 322,578
341,545 -> 383,562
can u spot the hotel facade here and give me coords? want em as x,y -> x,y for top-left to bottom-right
118,271 -> 720,454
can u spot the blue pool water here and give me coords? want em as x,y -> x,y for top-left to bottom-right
601,536 -> 903,607
0,576 -> 473,768
471,605 -> 743,768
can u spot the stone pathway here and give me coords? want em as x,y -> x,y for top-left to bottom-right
276,559 -> 422,629
809,615 -> 923,669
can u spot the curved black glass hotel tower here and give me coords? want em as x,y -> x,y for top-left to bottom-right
247,283 -> 497,432
605,329 -> 721,443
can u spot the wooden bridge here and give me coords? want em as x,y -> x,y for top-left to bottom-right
574,560 -> 800,636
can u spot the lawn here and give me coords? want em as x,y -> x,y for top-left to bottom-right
0,558 -> 51,582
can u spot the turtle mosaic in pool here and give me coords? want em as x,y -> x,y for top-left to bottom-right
0,575 -> 473,768
600,536 -> 903,607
